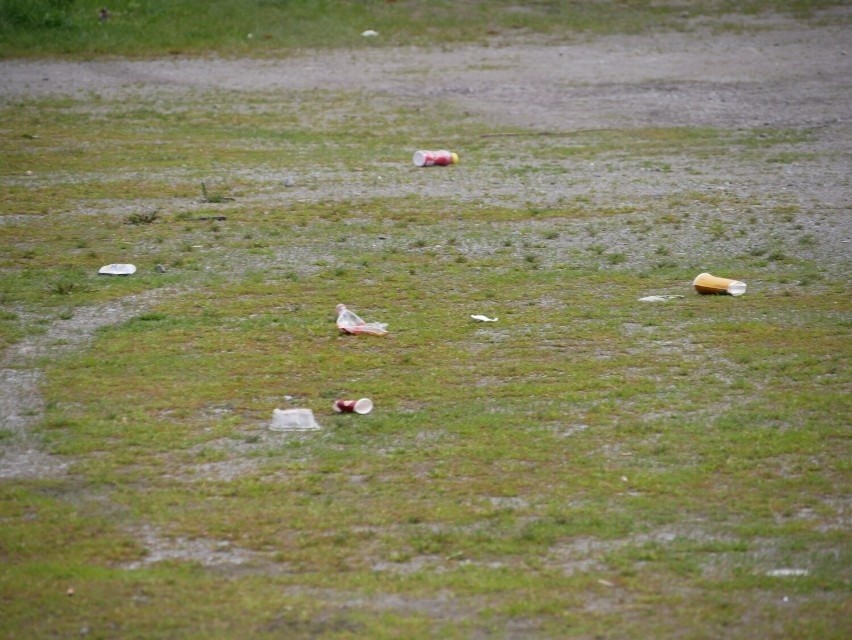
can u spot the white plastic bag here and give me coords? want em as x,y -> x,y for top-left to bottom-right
335,304 -> 388,336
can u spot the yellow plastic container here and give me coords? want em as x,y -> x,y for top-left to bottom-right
692,272 -> 747,296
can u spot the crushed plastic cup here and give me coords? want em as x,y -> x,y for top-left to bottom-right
333,398 -> 373,414
413,150 -> 459,167
692,272 -> 747,296
270,408 -> 320,432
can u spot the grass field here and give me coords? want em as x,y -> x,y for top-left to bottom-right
1,1 -> 850,639
0,0 -> 847,58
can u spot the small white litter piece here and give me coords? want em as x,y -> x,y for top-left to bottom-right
270,408 -> 321,432
361,30 -> 378,37
639,295 -> 684,302
766,568 -> 809,577
471,315 -> 498,322
98,263 -> 136,276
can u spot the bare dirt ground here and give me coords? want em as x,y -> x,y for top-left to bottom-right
1,8 -> 850,571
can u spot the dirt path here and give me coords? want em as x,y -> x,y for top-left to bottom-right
0,290 -> 169,479
2,12 -> 849,214
2,15 -> 850,136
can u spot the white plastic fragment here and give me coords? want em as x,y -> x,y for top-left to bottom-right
471,315 -> 498,322
98,264 -> 136,276
639,295 -> 684,302
766,569 -> 809,577
361,30 -> 378,37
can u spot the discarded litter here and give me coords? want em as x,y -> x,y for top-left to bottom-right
361,30 -> 378,37
336,304 -> 388,336
639,295 -> 684,302
270,408 -> 320,432
471,314 -> 498,322
333,398 -> 373,414
693,272 -> 746,296
413,150 -> 459,167
766,568 -> 809,577
98,263 -> 136,276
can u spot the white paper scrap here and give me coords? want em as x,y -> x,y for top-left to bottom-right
766,569 -> 809,577
98,263 -> 136,276
639,295 -> 684,302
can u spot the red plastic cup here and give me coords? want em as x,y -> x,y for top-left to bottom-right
333,398 -> 373,414
412,150 -> 459,167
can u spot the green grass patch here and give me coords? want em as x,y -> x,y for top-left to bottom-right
1,19 -> 849,635
2,0 -> 849,58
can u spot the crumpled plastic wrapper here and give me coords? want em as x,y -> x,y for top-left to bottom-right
336,304 -> 388,336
